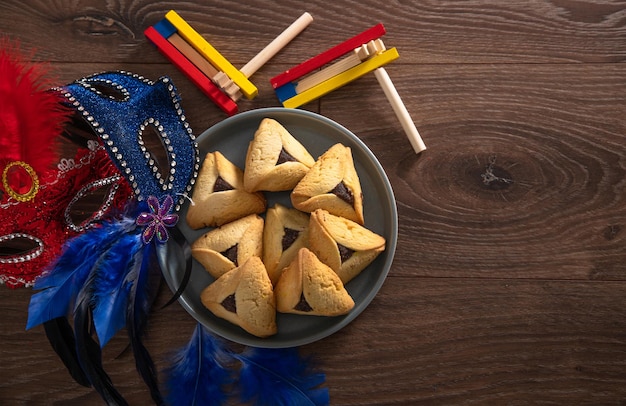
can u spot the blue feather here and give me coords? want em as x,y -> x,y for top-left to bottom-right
125,240 -> 164,405
73,237 -> 129,405
233,347 -> 329,406
26,221 -> 129,330
91,232 -> 143,347
162,323 -> 232,406
26,218 -> 139,402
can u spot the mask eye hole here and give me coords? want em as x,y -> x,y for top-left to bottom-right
139,121 -> 172,187
65,175 -> 123,233
92,82 -> 126,100
78,79 -> 129,101
0,234 -> 44,263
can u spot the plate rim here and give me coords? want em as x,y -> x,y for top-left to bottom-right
161,107 -> 398,348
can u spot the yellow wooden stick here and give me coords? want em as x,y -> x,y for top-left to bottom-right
282,47 -> 399,108
165,10 -> 258,99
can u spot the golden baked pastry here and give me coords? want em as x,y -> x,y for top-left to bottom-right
275,248 -> 354,316
192,214 -> 264,279
308,209 -> 385,284
200,256 -> 277,338
291,143 -> 364,224
262,204 -> 310,285
186,151 -> 266,229
243,118 -> 316,192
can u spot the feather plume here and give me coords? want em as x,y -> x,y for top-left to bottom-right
125,239 -> 164,405
162,323 -> 233,406
43,317 -> 91,387
233,347 -> 329,406
73,254 -> 129,406
28,204 -> 171,405
0,37 -> 69,179
26,220 -> 129,330
27,216 -> 136,400
91,231 -> 143,347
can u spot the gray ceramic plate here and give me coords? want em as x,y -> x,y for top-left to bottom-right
160,107 -> 397,348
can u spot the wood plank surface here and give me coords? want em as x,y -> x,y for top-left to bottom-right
1,0 -> 626,405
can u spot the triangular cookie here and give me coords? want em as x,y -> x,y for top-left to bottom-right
308,209 -> 385,284
192,214 -> 264,278
262,204 -> 309,285
200,256 -> 277,338
275,248 -> 354,316
186,151 -> 266,229
243,118 -> 315,192
291,143 -> 364,224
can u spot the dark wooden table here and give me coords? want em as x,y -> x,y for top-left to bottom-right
2,1 -> 626,404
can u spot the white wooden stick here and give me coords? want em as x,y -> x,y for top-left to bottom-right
240,12 -> 313,78
374,67 -> 426,153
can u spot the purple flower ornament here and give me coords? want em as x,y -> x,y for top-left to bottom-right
136,195 -> 179,244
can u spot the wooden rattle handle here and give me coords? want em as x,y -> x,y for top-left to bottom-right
374,67 -> 426,153
240,12 -> 313,78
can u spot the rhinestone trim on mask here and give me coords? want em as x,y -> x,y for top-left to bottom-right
64,175 -> 124,233
0,233 -> 44,264
76,77 -> 131,101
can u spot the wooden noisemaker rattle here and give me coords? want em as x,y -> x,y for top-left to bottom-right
270,24 -> 426,153
145,10 -> 313,115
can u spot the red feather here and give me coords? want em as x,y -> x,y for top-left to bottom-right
0,37 -> 69,187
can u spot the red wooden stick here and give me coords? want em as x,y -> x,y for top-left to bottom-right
270,23 -> 386,89
144,26 -> 238,116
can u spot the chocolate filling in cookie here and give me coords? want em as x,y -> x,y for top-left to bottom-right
221,294 -> 237,313
276,147 -> 298,165
330,181 -> 354,206
213,176 -> 234,192
337,243 -> 354,263
294,293 -> 313,312
221,244 -> 238,265
282,228 -> 300,250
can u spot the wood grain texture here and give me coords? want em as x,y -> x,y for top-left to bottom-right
319,63 -> 626,281
1,0 -> 625,64
315,277 -> 626,405
1,0 -> 626,404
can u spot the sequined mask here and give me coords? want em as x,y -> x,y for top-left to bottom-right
0,143 -> 133,287
58,71 -> 200,209
0,71 -> 199,287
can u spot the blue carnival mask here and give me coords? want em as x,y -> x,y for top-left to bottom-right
57,71 -> 199,211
